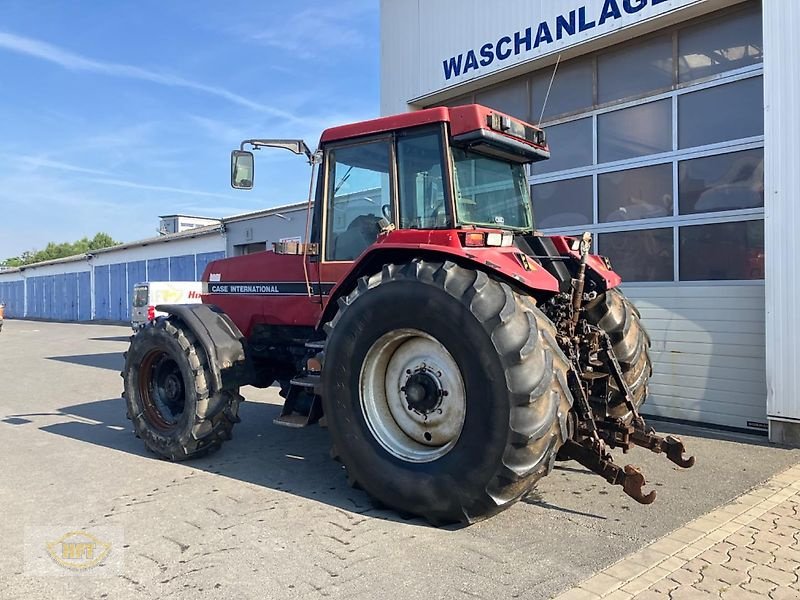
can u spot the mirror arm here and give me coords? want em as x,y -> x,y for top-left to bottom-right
240,139 -> 316,163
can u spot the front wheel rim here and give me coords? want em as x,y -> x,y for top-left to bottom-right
138,350 -> 187,431
359,329 -> 466,463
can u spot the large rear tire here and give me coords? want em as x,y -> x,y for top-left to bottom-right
123,317 -> 242,460
321,260 -> 573,524
585,288 -> 652,420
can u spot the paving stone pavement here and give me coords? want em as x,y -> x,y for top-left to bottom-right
554,463 -> 800,600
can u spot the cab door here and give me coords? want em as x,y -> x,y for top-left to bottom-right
317,135 -> 397,288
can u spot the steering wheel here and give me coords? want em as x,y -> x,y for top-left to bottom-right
381,204 -> 392,220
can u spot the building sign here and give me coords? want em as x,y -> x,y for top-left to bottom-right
386,0 -> 704,102
442,0 -> 676,81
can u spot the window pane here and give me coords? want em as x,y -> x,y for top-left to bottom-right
679,7 -> 763,83
678,76 -> 763,149
598,35 -> 673,104
599,228 -> 674,282
452,148 -> 532,230
475,77 -> 529,122
532,177 -> 593,229
532,57 -> 594,122
326,141 -> 391,261
598,100 -> 672,163
532,118 -> 593,175
680,220 -> 764,280
679,148 -> 764,215
397,129 -> 448,229
598,163 -> 673,223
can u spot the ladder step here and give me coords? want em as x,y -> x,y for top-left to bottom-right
273,413 -> 312,428
290,375 -> 320,389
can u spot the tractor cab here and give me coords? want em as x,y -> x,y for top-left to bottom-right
231,105 -> 550,265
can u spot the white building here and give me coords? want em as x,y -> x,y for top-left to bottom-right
382,0 -> 799,444
222,202 -> 308,256
158,214 -> 221,235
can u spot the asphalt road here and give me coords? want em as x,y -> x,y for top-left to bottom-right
0,319 -> 796,600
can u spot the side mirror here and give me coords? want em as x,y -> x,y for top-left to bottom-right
231,150 -> 254,189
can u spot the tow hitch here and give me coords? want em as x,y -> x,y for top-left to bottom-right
560,232 -> 695,504
569,331 -> 696,504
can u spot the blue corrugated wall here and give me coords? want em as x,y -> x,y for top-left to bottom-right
169,254 -> 195,281
147,258 -> 169,281
0,280 -> 24,317
94,265 -> 110,320
109,263 -> 127,321
78,272 -> 91,321
0,248 -> 225,322
195,251 -> 225,280
65,273 -> 78,321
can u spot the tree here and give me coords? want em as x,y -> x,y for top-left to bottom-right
1,232 -> 120,267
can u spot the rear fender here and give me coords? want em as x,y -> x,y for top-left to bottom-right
318,235 -> 561,328
155,303 -> 254,393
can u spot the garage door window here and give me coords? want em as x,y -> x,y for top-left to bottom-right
679,148 -> 764,215
678,6 -> 763,83
532,118 -> 593,175
532,177 -> 593,229
678,77 -> 763,149
598,228 -> 674,282
597,100 -> 672,163
679,220 -> 764,281
598,163 -> 673,223
597,34 -> 673,104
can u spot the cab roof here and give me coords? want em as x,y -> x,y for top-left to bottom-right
319,104 -> 538,144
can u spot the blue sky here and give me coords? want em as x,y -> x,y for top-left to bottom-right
0,0 -> 379,258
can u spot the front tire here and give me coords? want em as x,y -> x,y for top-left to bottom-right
123,317 -> 242,460
585,288 -> 652,420
322,260 -> 573,524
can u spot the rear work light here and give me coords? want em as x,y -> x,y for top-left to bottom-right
487,113 -> 546,146
485,232 -> 514,247
462,231 -> 514,247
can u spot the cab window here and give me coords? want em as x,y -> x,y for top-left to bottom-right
326,140 -> 392,261
397,128 -> 450,229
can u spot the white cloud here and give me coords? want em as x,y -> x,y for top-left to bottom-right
84,176 -> 242,200
10,155 -> 111,176
0,31 -> 303,121
243,1 -> 376,60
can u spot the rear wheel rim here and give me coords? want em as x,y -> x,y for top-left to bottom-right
138,350 -> 187,432
359,329 -> 466,463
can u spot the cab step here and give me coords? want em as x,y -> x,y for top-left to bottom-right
290,374 -> 320,390
272,413 -> 314,428
273,373 -> 322,428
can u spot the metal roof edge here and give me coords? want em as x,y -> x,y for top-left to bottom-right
222,201 -> 309,224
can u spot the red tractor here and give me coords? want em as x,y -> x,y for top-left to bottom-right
123,105 -> 694,524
